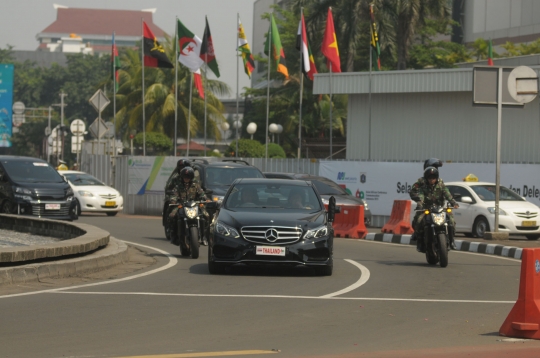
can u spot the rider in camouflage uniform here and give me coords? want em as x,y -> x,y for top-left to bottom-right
410,166 -> 459,252
170,167 -> 210,245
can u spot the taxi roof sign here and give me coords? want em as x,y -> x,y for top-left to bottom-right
463,174 -> 479,182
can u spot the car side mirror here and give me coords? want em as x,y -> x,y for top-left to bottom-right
328,196 -> 336,223
461,196 -> 473,204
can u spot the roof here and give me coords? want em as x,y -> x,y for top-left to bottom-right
177,141 -> 211,151
237,178 -> 309,186
0,156 -> 47,162
39,8 -> 166,38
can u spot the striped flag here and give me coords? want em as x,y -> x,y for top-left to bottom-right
370,5 -> 381,71
238,17 -> 255,78
111,32 -> 121,92
264,14 -> 289,78
296,13 -> 317,80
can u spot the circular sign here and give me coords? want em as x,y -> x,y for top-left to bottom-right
508,66 -> 538,104
104,121 -> 115,138
70,119 -> 86,134
12,101 -> 25,114
44,127 -> 51,136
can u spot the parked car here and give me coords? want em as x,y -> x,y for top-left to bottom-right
0,156 -> 77,220
162,159 -> 265,236
446,181 -> 540,240
207,178 -> 337,275
61,170 -> 123,216
264,172 -> 372,226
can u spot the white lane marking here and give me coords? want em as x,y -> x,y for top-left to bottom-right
320,259 -> 370,298
0,240 -> 177,299
55,291 -> 515,304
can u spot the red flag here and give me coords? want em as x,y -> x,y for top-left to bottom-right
143,21 -> 173,68
322,8 -> 341,73
193,70 -> 204,99
296,13 -> 317,80
487,39 -> 494,66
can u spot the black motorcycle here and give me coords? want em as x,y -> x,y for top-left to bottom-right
172,200 -> 211,259
417,204 -> 454,268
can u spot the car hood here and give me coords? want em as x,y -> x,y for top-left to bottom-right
70,184 -> 121,196
321,194 -> 364,206
481,200 -> 540,213
207,185 -> 229,197
219,208 -> 327,230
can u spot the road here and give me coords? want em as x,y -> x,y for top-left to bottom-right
1,214 -> 539,358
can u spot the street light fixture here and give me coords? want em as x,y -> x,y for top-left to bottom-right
269,123 -> 278,143
246,122 -> 257,140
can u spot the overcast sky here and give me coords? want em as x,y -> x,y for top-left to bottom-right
0,0 -> 258,99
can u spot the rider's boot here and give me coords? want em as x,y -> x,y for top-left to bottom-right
415,233 -> 426,253
449,228 -> 457,250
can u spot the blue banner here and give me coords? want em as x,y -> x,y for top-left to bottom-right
0,64 -> 13,147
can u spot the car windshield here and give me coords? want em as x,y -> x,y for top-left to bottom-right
2,160 -> 63,183
225,183 -> 322,211
205,167 -> 264,186
311,179 -> 347,195
64,173 -> 105,186
471,185 -> 525,201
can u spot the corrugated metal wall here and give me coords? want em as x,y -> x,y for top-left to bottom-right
347,92 -> 540,163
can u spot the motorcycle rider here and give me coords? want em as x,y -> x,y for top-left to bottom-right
170,167 -> 210,246
164,159 -> 193,241
410,163 -> 459,252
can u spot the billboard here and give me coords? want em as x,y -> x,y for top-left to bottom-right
0,64 -> 13,147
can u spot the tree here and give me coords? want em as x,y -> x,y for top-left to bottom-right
225,139 -> 265,158
268,143 -> 286,158
133,132 -> 173,155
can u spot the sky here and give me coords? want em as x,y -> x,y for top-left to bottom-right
0,0 -> 258,99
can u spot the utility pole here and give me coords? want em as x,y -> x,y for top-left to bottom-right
52,92 -> 68,162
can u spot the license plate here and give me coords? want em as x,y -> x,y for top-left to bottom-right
105,201 -> 116,207
45,203 -> 60,210
256,246 -> 286,256
522,220 -> 537,227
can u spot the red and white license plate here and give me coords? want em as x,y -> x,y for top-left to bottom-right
256,246 -> 286,256
45,203 -> 60,210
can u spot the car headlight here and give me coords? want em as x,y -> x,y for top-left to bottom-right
304,225 -> 329,239
14,194 -> 32,201
14,186 -> 32,195
321,198 -> 329,205
431,212 -> 446,226
78,190 -> 94,197
66,188 -> 74,196
216,221 -> 240,238
487,207 -> 507,215
184,206 -> 199,219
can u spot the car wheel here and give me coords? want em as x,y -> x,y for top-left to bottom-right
75,200 -> 82,216
526,235 -> 540,241
1,200 -> 14,214
473,217 -> 490,238
106,212 -> 118,217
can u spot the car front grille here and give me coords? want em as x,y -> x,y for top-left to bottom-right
31,203 -> 70,217
514,211 -> 538,219
100,194 -> 118,200
34,188 -> 66,200
241,226 -> 302,245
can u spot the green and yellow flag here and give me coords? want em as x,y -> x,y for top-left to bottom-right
264,14 -> 288,78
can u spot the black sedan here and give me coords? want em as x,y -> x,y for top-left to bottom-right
207,178 -> 338,275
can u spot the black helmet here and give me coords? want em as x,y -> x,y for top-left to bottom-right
423,158 -> 443,170
177,159 -> 192,170
180,167 -> 195,181
424,166 -> 439,181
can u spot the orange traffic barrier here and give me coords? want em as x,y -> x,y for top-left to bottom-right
326,204 -> 367,239
381,200 -> 414,235
499,248 -> 540,339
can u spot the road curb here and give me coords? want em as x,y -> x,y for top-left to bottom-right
365,233 -> 523,260
0,237 -> 129,286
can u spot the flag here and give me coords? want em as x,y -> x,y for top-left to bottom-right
322,8 -> 341,73
238,17 -> 255,78
143,21 -> 173,68
264,14 -> 289,78
193,70 -> 204,99
200,16 -> 220,78
370,5 -> 381,71
177,19 -> 204,71
111,32 -> 121,92
296,13 -> 317,80
487,39 -> 494,66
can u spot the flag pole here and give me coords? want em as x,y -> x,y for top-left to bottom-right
204,46 -> 208,157
174,17 -> 178,157
112,31 -> 117,159
141,18 -> 146,156
368,5 -> 373,161
329,62 -> 333,160
265,14 -> 272,170
235,12 -> 240,158
298,8 -> 304,167
187,73 -> 193,157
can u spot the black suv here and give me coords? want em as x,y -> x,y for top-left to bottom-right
162,159 -> 265,238
0,156 -> 77,220
264,172 -> 372,226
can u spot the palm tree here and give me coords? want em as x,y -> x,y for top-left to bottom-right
112,35 -> 230,145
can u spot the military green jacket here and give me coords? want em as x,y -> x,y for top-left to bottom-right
172,181 -> 207,203
410,177 -> 456,207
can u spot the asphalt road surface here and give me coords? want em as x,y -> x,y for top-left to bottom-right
1,214 -> 540,358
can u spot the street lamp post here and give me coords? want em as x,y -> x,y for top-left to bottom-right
269,123 -> 278,143
246,122 -> 257,140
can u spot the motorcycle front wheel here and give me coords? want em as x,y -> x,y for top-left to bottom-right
189,226 -> 200,259
425,235 -> 439,265
437,233 -> 449,268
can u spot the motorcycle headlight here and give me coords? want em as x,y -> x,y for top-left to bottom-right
431,212 -> 446,226
184,206 -> 198,219
213,195 -> 224,202
78,190 -> 94,197
488,207 -> 507,215
216,221 -> 240,238
304,225 -> 328,239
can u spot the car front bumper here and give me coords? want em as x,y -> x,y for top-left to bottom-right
492,215 -> 540,235
78,196 -> 124,212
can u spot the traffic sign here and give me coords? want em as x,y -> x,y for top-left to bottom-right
89,89 -> 110,113
88,118 -> 108,139
70,119 -> 86,135
508,66 -> 538,104
12,114 -> 24,127
71,135 -> 83,153
104,121 -> 115,138
12,101 -> 25,114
